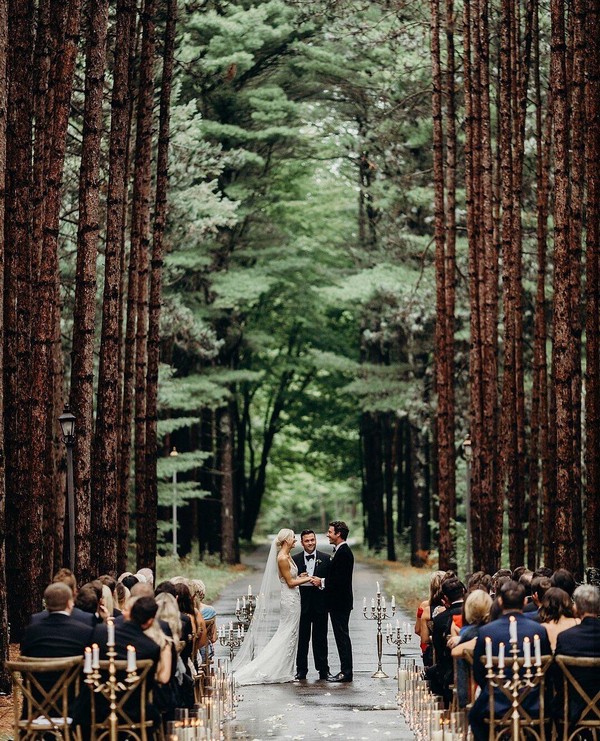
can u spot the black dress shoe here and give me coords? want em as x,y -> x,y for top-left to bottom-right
319,672 -> 334,680
294,673 -> 307,680
327,672 -> 353,682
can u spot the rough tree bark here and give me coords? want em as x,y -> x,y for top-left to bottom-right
145,0 -> 178,573
72,0 -> 109,576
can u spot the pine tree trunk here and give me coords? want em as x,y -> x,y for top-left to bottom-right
550,0 -> 578,571
94,0 -> 136,575
361,411 -> 385,552
72,0 -> 108,575
383,413 -> 396,562
585,0 -> 600,571
144,0 -> 178,573
5,0 -> 35,640
132,0 -> 157,570
0,0 -> 11,691
219,404 -> 237,564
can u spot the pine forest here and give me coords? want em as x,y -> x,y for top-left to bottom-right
0,0 -> 598,686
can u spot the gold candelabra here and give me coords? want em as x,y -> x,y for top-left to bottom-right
484,619 -> 546,741
84,620 -> 138,741
362,582 -> 396,678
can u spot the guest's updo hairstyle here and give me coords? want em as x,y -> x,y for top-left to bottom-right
276,528 -> 294,549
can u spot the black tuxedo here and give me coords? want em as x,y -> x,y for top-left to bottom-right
29,605 -> 95,628
555,617 -> 600,723
293,549 -> 331,677
324,541 -> 354,677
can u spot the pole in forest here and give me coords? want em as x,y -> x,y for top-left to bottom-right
170,447 -> 178,558
462,436 -> 473,577
59,406 -> 77,572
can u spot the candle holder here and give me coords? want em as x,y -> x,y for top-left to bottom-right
385,623 -> 411,672
362,588 -> 396,678
234,593 -> 256,628
484,634 -> 548,741
84,634 -> 138,741
219,629 -> 243,661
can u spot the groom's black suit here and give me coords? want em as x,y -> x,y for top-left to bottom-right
292,549 -> 331,677
324,541 -> 354,678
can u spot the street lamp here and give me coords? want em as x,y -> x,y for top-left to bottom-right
170,447 -> 179,558
59,406 -> 76,572
462,436 -> 473,576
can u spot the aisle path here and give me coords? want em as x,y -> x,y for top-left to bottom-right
213,538 -> 420,740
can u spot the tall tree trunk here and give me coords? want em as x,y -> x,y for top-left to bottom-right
361,411 -> 385,552
73,0 -> 108,575
0,0 -> 10,691
550,0 -> 578,571
383,413 -> 396,561
94,0 -> 137,576
145,0 -> 178,573
5,0 -> 35,640
219,404 -> 237,564
585,0 -> 600,572
132,0 -> 157,570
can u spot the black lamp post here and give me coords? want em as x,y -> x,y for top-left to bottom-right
462,435 -> 473,576
59,406 -> 76,572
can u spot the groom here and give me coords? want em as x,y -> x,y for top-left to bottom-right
312,520 -> 354,683
292,529 -> 331,680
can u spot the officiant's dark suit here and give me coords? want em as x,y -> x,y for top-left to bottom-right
322,522 -> 354,681
293,535 -> 331,679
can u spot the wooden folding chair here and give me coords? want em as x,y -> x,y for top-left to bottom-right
554,655 -> 600,741
7,655 -> 83,740
485,654 -> 553,740
89,658 -> 155,741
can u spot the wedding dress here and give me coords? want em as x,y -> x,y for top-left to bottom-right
232,542 -> 300,686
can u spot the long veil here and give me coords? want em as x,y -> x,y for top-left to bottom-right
231,537 -> 281,670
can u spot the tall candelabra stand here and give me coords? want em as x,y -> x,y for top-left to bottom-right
235,593 -> 256,628
363,584 -> 396,678
84,623 -> 138,741
484,626 -> 546,741
218,624 -> 244,661
386,622 -> 412,692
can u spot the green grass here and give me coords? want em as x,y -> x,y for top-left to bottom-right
155,554 -> 248,603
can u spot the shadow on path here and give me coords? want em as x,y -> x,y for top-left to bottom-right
214,539 -> 419,739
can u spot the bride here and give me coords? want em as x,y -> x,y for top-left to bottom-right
232,529 -> 314,685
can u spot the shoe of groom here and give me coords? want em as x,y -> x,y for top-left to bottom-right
327,672 -> 352,682
319,672 -> 334,680
294,673 -> 307,681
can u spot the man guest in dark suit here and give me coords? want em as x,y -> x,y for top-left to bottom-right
29,568 -> 95,628
312,520 -> 354,683
469,581 -> 552,741
555,584 -> 600,725
293,529 -> 331,680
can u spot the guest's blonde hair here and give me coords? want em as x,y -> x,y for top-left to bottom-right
101,585 -> 114,617
464,589 -> 492,626
156,593 -> 182,643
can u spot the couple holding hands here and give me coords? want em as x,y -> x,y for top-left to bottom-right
232,522 -> 354,686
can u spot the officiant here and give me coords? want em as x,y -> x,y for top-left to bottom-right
293,529 -> 331,680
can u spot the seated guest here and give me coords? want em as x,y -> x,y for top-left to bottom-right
114,582 -> 129,613
415,570 -> 445,667
533,567 -> 553,578
524,576 -> 552,618
539,587 -> 579,650
426,577 -> 466,702
21,583 -> 94,709
173,581 -> 205,669
450,589 -> 492,708
190,579 -> 217,662
29,569 -> 94,627
121,574 -> 140,591
491,570 -> 512,597
469,581 -> 552,741
155,592 -> 194,712
554,585 -> 600,725
98,575 -> 121,617
518,571 -> 533,602
551,568 -> 577,599
156,582 -> 193,666
467,571 -> 492,594
137,568 -> 154,587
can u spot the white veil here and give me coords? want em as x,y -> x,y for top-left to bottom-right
231,537 -> 282,670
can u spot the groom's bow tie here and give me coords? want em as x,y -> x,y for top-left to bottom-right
305,554 -> 315,561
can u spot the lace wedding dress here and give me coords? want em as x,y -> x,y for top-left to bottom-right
232,555 -> 300,686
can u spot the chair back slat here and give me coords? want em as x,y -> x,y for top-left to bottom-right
554,654 -> 600,739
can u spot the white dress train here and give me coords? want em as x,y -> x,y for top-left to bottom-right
233,560 -> 300,685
